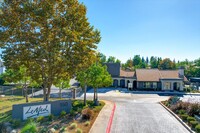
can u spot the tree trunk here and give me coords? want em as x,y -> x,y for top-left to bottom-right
59,87 -> 62,99
43,86 -> 47,101
25,87 -> 29,103
84,84 -> 87,105
93,88 -> 96,102
96,87 -> 98,101
46,87 -> 51,101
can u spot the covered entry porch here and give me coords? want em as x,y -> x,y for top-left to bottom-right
112,78 -> 137,90
161,79 -> 183,91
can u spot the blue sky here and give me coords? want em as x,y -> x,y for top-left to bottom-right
79,0 -> 200,63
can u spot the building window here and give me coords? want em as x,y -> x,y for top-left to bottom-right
164,82 -> 171,90
153,82 -> 157,88
143,82 -> 152,88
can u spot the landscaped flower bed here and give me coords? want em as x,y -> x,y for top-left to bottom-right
162,96 -> 200,133
0,99 -> 105,133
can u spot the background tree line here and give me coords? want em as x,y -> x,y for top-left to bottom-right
99,53 -> 200,78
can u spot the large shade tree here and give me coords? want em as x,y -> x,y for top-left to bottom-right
0,0 -> 101,101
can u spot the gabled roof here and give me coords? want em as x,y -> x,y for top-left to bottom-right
136,69 -> 188,82
136,69 -> 160,82
120,70 -> 135,78
159,70 -> 188,81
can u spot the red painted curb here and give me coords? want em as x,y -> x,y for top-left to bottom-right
106,103 -> 116,133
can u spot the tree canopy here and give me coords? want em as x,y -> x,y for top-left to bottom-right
0,0 -> 101,101
158,58 -> 176,70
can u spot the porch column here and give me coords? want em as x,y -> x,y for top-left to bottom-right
161,81 -> 164,90
171,82 -> 174,90
118,79 -> 120,86
179,81 -> 183,91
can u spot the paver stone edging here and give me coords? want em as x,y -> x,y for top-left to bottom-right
159,102 -> 195,133
106,102 -> 116,133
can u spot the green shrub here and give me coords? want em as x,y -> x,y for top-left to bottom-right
25,118 -> 34,125
187,116 -> 196,123
70,123 -> 77,129
178,109 -> 186,115
190,121 -> 198,128
187,103 -> 200,116
76,128 -> 82,133
168,96 -> 180,105
84,121 -> 90,126
37,116 -> 45,123
39,126 -> 48,133
180,114 -> 189,121
86,100 -> 94,107
196,124 -> 200,133
77,108 -> 82,113
11,119 -> 21,128
70,109 -> 76,116
21,122 -> 37,133
53,124 -> 60,130
93,106 -> 102,113
82,108 -> 94,120
48,114 -> 54,121
60,111 -> 67,117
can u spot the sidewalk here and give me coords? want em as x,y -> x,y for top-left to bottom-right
89,100 -> 115,133
131,91 -> 200,96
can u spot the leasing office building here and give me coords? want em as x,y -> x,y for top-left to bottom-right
105,63 -> 188,91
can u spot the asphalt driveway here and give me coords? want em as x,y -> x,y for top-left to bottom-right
110,96 -> 189,133
84,88 -> 190,133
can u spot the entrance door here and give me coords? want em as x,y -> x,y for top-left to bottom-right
120,79 -> 125,88
133,81 -> 137,89
113,79 -> 118,88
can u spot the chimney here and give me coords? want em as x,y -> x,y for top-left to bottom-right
178,66 -> 184,78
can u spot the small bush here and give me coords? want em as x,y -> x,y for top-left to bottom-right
190,121 -> 198,128
25,118 -> 34,125
21,122 -> 37,133
187,103 -> 200,116
187,116 -> 196,123
180,114 -> 189,121
168,96 -> 180,105
11,119 -> 21,128
82,108 -> 94,120
70,123 -> 77,129
53,124 -> 60,130
84,121 -> 90,126
48,114 -> 54,121
70,109 -> 76,116
77,108 -> 82,113
60,110 -> 67,117
37,116 -> 45,123
196,124 -> 200,133
86,100 -> 94,107
178,109 -> 186,115
39,126 -> 48,133
76,128 -> 82,133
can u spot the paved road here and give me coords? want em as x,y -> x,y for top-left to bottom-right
83,89 -> 190,133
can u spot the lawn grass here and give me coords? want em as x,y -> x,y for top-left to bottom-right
0,96 -> 43,123
0,96 -> 67,123
0,96 -> 105,133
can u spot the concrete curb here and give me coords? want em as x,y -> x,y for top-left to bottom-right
89,100 -> 114,133
106,102 -> 116,133
159,102 -> 195,133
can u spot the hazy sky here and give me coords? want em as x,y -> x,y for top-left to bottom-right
79,0 -> 200,63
